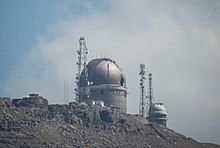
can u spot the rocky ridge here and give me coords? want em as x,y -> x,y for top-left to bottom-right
0,97 -> 219,148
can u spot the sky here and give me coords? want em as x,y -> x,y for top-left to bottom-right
0,0 -> 220,145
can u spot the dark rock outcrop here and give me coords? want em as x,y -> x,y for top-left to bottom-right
99,110 -> 114,123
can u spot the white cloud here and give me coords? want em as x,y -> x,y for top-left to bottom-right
5,0 -> 220,144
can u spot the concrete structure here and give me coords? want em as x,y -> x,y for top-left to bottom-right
79,58 -> 127,112
11,94 -> 48,109
147,103 -> 167,126
92,100 -> 105,107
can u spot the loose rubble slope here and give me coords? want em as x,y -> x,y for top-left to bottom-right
0,100 -> 219,148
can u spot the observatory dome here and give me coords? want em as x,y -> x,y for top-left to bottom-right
80,58 -> 126,87
148,103 -> 167,117
79,58 -> 127,113
147,103 -> 167,126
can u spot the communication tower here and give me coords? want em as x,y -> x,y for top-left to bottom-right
74,37 -> 89,101
139,64 -> 147,117
147,73 -> 154,109
64,80 -> 69,103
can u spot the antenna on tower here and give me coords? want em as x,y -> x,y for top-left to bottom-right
74,37 -> 89,101
139,64 -> 147,118
147,73 -> 154,109
64,80 -> 69,103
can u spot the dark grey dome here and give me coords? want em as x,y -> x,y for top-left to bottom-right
80,58 -> 126,87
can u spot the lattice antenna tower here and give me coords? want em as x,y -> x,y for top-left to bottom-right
83,38 -> 90,99
64,80 -> 69,103
147,73 -> 154,108
139,64 -> 147,117
74,37 -> 89,101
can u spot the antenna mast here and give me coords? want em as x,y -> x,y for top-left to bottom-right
139,64 -> 147,117
74,37 -> 89,101
64,80 -> 69,103
147,73 -> 154,108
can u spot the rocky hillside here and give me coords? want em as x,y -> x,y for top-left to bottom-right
0,97 -> 219,148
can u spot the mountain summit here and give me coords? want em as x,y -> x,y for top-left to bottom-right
0,97 -> 218,148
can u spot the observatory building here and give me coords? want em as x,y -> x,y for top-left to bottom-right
79,58 -> 127,112
147,103 -> 167,126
